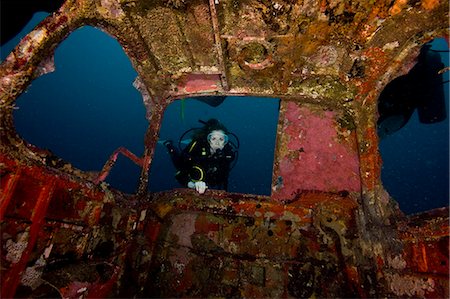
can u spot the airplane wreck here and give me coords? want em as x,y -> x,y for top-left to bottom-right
0,0 -> 448,298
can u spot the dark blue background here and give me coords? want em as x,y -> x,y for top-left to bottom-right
379,37 -> 449,214
2,13 -> 448,214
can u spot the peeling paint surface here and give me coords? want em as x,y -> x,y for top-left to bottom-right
273,102 -> 361,201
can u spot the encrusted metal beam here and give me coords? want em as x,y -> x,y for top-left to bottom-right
208,0 -> 229,91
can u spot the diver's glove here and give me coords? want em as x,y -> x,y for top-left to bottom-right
188,181 -> 208,194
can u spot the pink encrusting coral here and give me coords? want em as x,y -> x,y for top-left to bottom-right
273,102 -> 361,201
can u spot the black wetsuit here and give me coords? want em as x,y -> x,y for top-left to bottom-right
166,138 -> 235,191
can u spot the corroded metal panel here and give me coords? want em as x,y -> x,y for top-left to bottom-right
272,101 -> 360,201
0,150 -> 448,297
124,0 -> 218,74
137,192 -> 362,298
0,153 -> 135,298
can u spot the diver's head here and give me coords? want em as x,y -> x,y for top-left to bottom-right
207,130 -> 228,152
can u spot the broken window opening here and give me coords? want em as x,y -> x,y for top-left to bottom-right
378,38 -> 449,215
12,25 -> 148,194
148,96 -> 280,195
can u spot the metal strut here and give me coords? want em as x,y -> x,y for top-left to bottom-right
208,0 -> 229,91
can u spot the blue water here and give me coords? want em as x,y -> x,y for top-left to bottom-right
379,38 -> 449,215
3,14 -> 449,214
4,19 -> 148,192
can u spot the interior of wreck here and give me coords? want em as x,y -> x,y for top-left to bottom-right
0,0 -> 449,298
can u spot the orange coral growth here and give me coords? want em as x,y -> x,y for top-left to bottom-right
389,0 -> 408,16
421,0 -> 440,10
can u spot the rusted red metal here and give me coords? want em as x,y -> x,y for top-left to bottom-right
175,73 -> 222,95
1,150 -> 449,297
95,147 -> 144,183
0,152 -> 127,298
0,168 -> 21,221
1,180 -> 55,298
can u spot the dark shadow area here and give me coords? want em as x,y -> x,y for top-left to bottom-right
0,0 -> 64,46
378,38 -> 449,214
12,26 -> 148,194
148,96 -> 280,195
378,40 -> 447,138
1,11 -> 49,61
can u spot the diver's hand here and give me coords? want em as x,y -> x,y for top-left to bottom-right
188,181 -> 208,194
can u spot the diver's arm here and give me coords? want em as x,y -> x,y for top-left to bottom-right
182,150 -> 209,193
174,169 -> 190,186
186,164 -> 209,193
182,141 -> 210,193
223,179 -> 228,192
175,166 -> 208,193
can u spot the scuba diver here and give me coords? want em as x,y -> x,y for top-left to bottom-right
163,118 -> 238,194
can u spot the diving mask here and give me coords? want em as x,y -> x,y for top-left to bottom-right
207,130 -> 228,151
